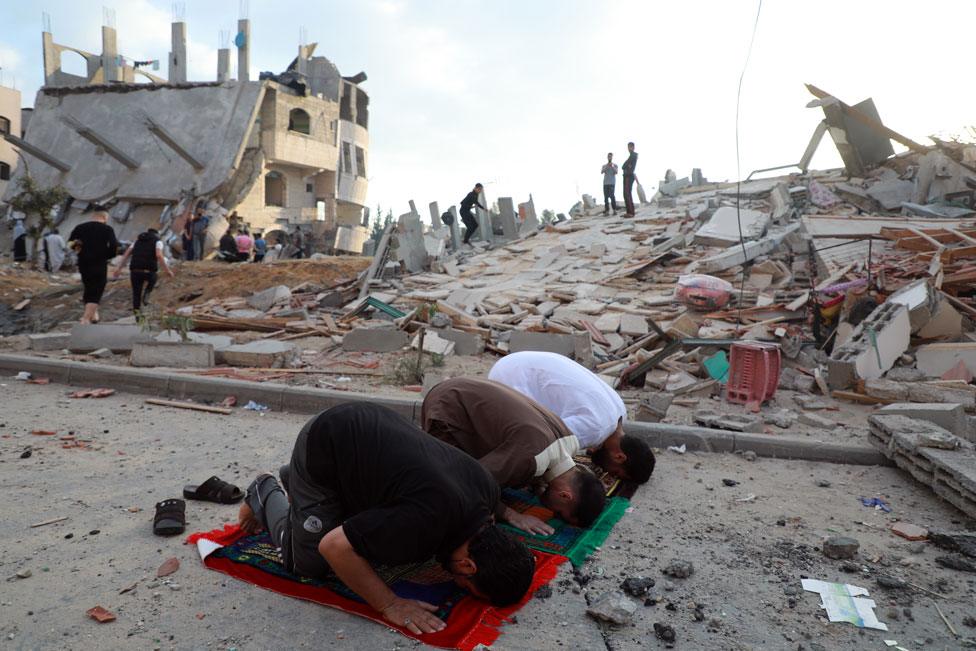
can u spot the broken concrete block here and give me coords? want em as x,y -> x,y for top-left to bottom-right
28,332 -> 70,352
763,409 -> 797,429
247,285 -> 292,312
342,327 -> 410,353
827,302 -> 910,389
130,342 -> 214,368
866,179 -> 914,210
573,331 -> 594,369
889,279 -> 938,333
916,343 -> 976,378
412,331 -> 456,357
693,409 -> 763,433
864,379 -> 910,401
886,366 -> 926,382
693,206 -> 770,246
219,340 -> 297,368
89,347 -> 113,358
509,330 -> 575,356
798,411 -> 836,429
434,328 -> 484,355
534,301 -> 560,318
618,314 -> 649,337
690,224 -> 800,274
823,536 -> 859,560
69,324 -> 152,353
586,592 -> 638,625
594,312 -> 621,333
878,403 -> 970,441
155,331 -> 233,351
907,384 -> 975,411
635,393 -> 673,422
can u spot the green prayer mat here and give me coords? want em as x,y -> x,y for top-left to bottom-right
499,488 -> 631,567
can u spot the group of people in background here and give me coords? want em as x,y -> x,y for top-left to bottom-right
600,141 -> 638,217
217,226 -> 268,263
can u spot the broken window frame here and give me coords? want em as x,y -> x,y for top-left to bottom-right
287,108 -> 311,135
0,162 -> 9,181
341,142 -> 353,174
264,170 -> 285,207
355,146 -> 366,178
0,116 -> 9,136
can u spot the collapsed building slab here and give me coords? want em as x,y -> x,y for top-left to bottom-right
827,302 -> 910,389
693,206 -> 769,247
916,343 -> 976,378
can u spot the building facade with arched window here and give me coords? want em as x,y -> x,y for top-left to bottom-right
1,19 -> 370,256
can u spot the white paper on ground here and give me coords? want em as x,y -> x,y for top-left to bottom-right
801,578 -> 888,631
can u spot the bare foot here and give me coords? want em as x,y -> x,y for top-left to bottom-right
238,502 -> 263,534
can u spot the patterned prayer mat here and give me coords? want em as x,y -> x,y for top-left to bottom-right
499,488 -> 631,567
187,524 -> 565,651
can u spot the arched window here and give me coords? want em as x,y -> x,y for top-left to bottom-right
288,108 -> 310,135
0,116 -> 9,136
265,171 -> 285,207
0,162 -> 10,181
60,49 -> 89,78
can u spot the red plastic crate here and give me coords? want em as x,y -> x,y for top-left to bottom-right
726,342 -> 781,410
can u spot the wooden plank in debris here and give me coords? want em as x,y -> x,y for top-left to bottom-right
145,398 -> 233,415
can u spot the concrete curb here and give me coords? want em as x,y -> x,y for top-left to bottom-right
0,353 -> 889,467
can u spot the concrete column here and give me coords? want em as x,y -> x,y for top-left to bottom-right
42,32 -> 58,85
217,48 -> 231,82
498,197 -> 518,240
169,22 -> 187,83
408,199 -> 420,216
447,206 -> 462,250
101,26 -> 119,83
477,190 -> 493,243
519,196 -> 539,233
428,201 -> 440,226
236,19 -> 250,82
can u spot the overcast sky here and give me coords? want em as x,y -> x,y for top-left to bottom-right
2,1 -> 975,223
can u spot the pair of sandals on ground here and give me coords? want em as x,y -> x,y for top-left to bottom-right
153,476 -> 244,536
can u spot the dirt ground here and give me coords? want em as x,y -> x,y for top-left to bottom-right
0,380 -> 973,650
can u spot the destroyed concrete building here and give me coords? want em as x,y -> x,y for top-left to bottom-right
1,17 -> 370,255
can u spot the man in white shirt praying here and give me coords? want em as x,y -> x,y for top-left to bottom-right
489,351 -> 655,484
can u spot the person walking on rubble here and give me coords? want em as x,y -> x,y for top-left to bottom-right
68,205 -> 119,324
601,153 -> 619,215
459,183 -> 487,245
621,142 -> 638,217
112,228 -> 175,313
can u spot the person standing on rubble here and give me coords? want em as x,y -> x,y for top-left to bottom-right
292,226 -> 306,259
12,219 -> 28,262
621,142 -> 638,217
601,153 -> 619,215
252,232 -> 267,263
43,228 -> 67,273
459,183 -> 487,245
68,205 -> 119,324
112,228 -> 175,314
191,204 -> 210,261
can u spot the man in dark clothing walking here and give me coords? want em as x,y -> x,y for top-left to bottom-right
239,402 -> 535,635
112,228 -> 175,313
459,183 -> 487,245
621,142 -> 638,217
601,153 -> 618,215
68,206 -> 119,324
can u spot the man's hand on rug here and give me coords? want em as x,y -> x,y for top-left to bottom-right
505,511 -> 555,536
381,597 -> 445,635
238,502 -> 263,534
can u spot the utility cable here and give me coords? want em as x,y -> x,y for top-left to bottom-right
734,0 -> 763,326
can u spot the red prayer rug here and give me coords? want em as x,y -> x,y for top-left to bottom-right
187,524 -> 565,650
